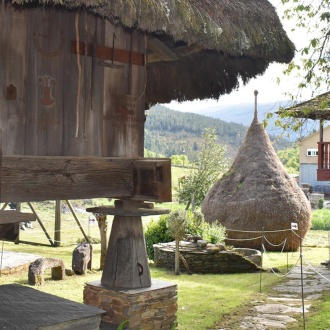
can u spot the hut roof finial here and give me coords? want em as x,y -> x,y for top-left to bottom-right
254,90 -> 259,121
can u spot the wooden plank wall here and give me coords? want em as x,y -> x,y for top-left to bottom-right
0,5 -> 146,158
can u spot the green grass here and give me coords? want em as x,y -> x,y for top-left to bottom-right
1,201 -> 330,329
303,291 -> 330,330
311,208 -> 330,230
2,230 -> 329,329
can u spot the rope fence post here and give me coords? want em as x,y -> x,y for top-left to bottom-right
260,227 -> 264,293
299,230 -> 306,330
328,230 -> 330,262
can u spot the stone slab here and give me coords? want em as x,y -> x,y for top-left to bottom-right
84,279 -> 177,330
0,284 -> 105,330
86,278 -> 177,295
0,251 -> 41,274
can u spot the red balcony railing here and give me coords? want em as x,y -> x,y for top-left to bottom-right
317,142 -> 330,180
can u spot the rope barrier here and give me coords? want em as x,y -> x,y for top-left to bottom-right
226,228 -> 294,234
226,236 -> 263,242
302,256 -> 330,283
263,236 -> 287,249
262,244 -> 301,278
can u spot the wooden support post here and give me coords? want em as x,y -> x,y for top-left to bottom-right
28,202 -> 54,246
95,214 -> 108,271
54,200 -> 61,247
65,200 -> 90,243
14,203 -> 21,244
101,215 -> 151,288
87,203 -> 169,288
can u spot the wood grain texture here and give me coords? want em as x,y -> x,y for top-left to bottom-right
0,210 -> 36,224
101,216 -> 151,288
1,156 -> 133,202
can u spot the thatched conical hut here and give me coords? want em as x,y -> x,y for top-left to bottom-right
202,92 -> 311,252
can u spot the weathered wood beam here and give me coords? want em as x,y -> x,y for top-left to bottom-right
175,44 -> 202,57
0,210 -> 36,224
1,156 -> 133,202
72,41 -> 145,66
147,37 -> 179,62
0,156 -> 172,203
147,42 -> 202,63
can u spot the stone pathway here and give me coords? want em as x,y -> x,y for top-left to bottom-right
218,264 -> 330,329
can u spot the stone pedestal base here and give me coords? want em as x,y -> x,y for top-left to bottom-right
84,279 -> 177,330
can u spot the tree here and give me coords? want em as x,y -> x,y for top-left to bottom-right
167,210 -> 187,275
175,128 -> 229,209
265,1 -> 330,134
281,0 -> 330,96
170,154 -> 190,166
277,145 -> 299,174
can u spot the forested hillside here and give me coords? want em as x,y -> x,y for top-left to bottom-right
145,104 -> 290,161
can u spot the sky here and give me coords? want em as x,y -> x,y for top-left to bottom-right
166,0 -> 319,113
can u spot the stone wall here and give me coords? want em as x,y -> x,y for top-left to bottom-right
84,279 -> 177,330
154,242 -> 261,273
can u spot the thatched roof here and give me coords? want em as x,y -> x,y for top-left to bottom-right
8,0 -> 295,104
202,93 -> 311,251
281,91 -> 330,121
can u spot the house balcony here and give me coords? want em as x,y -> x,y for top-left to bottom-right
317,142 -> 330,181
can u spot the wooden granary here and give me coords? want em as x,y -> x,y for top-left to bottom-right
1,0 -> 294,293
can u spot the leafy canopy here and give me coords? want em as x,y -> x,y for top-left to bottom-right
281,0 -> 330,95
175,128 -> 229,208
267,0 -> 330,134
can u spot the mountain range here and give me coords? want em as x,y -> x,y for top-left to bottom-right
145,104 -> 293,162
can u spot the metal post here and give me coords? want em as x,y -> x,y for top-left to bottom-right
0,238 -> 4,277
54,200 -> 61,247
300,230 -> 306,330
260,227 -> 264,293
328,231 -> 330,262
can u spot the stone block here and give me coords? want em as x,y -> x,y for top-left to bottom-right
72,242 -> 92,275
28,257 -> 65,286
84,279 -> 177,330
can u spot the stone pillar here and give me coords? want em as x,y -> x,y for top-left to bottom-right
84,279 -> 177,330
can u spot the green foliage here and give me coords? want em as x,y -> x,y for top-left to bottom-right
186,211 -> 226,244
203,221 -> 227,244
318,198 -> 324,209
175,128 -> 229,207
170,154 -> 190,166
144,210 -> 227,260
117,320 -> 129,330
281,0 -> 330,99
167,210 -> 187,240
269,1 -> 330,133
144,148 -> 165,158
311,209 -> 330,230
144,216 -> 173,260
277,145 -> 299,174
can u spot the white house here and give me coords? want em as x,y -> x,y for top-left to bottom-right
299,125 -> 330,192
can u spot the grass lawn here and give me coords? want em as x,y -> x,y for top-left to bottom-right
1,202 -> 330,329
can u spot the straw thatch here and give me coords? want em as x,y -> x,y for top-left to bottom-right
281,91 -> 330,121
202,96 -> 311,252
7,0 -> 295,104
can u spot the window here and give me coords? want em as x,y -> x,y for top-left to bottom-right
307,148 -> 318,156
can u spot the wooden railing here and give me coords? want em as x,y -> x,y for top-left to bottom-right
317,142 -> 330,180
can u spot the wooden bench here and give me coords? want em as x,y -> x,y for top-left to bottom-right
28,257 -> 65,286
